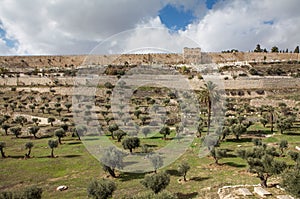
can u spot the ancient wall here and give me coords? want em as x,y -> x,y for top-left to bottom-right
0,50 -> 299,69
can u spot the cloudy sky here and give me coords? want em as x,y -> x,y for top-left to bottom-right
0,0 -> 299,55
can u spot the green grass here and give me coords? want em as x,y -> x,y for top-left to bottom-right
2,128 -> 299,198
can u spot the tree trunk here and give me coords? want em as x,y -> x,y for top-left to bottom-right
51,148 -> 54,158
183,173 -> 187,181
58,138 -> 62,144
215,157 -> 219,165
236,134 -> 239,140
0,149 -> 6,158
270,113 -> 274,133
259,175 -> 268,188
207,101 -> 211,135
106,167 -> 116,178
27,149 -> 31,157
129,148 -> 133,153
111,132 -> 115,140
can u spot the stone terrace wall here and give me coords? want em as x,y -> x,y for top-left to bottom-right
208,52 -> 300,63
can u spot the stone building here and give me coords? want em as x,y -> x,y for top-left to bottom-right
183,47 -> 201,64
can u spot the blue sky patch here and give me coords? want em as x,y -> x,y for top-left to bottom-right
0,22 -> 18,48
206,0 -> 219,9
263,20 -> 274,25
158,4 -> 196,31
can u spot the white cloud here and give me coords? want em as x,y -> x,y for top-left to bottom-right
181,0 -> 300,52
0,0 -> 164,54
0,0 -> 299,54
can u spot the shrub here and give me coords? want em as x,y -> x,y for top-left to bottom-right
87,179 -> 116,199
141,172 -> 170,194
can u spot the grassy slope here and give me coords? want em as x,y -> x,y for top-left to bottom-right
1,123 -> 300,199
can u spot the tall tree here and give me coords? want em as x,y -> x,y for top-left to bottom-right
294,46 -> 299,53
271,46 -> 279,53
254,44 -> 263,52
199,81 -> 219,134
263,105 -> 276,133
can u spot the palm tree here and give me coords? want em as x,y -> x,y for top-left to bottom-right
199,81 -> 219,134
263,105 -> 276,133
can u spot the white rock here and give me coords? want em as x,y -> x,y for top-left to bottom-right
56,185 -> 68,191
237,188 -> 253,196
277,195 -> 294,199
254,187 -> 271,197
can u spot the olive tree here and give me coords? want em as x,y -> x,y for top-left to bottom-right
48,139 -> 58,158
278,140 -> 288,156
178,162 -> 190,181
47,117 -> 56,126
149,154 -> 163,173
55,128 -> 66,144
28,126 -> 40,139
237,145 -> 287,187
100,146 -> 125,178
0,141 -> 6,158
140,172 -> 170,194
10,126 -> 22,138
122,137 -> 140,153
159,126 -> 170,140
210,146 -> 227,165
25,142 -> 34,158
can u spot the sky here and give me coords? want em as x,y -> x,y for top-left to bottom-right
0,0 -> 299,55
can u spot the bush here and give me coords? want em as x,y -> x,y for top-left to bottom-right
87,179 -> 116,199
21,186 -> 43,199
140,172 -> 170,194
281,166 -> 300,198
